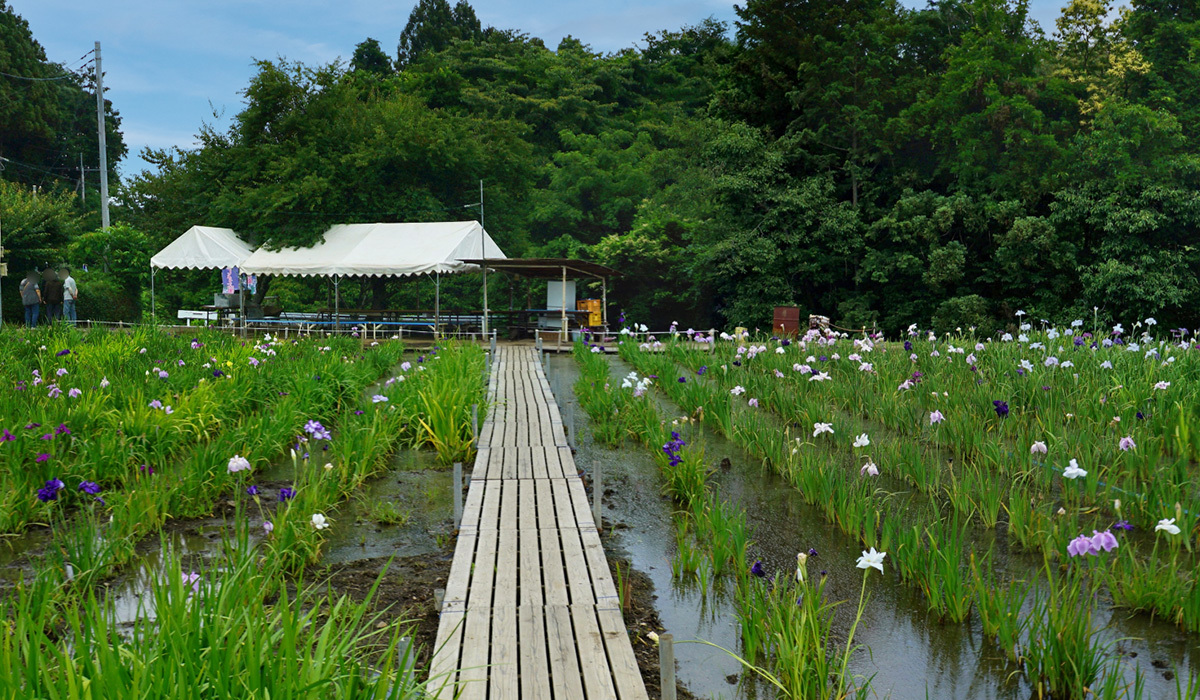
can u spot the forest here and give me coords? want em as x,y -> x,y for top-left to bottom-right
2,0 -> 1199,334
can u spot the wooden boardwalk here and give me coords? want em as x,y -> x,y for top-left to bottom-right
430,347 -> 649,700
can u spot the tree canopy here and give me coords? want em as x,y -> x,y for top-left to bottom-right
9,0 -> 1199,333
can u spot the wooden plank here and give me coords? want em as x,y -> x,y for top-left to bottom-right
582,528 -> 620,604
560,526 -> 596,606
530,445 -> 550,480
571,603 -> 619,700
489,606 -> 519,699
566,476 -> 596,530
546,605 -> 586,700
499,479 -> 518,531
519,518 -> 544,608
540,526 -> 569,606
535,478 -> 557,530
552,446 -> 575,480
429,609 -> 465,700
467,526 -> 498,609
456,607 -> 492,700
442,531 -> 476,610
519,605 -> 553,700
459,483 -> 484,533
494,526 -> 518,609
480,480 -> 501,530
597,607 -> 650,700
502,445 -> 518,480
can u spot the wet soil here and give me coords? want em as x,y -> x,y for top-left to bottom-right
313,550 -> 454,676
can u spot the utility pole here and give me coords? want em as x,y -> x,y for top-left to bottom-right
95,41 -> 110,229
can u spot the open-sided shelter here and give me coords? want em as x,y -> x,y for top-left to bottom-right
149,226 -> 255,321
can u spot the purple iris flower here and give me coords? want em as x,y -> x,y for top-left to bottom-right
35,453 -> 50,463
1113,520 -> 1133,531
55,423 -> 70,436
278,487 -> 296,502
993,400 -> 1009,418
1135,411 -> 1145,420
697,366 -> 707,376
904,340 -> 912,351
1,429 -> 14,442
56,349 -> 71,357
78,481 -> 101,495
25,423 -> 41,430
677,377 -> 687,383
808,548 -> 818,557
212,369 -> 225,378
36,478 -> 65,502
750,561 -> 767,579
246,485 -> 259,496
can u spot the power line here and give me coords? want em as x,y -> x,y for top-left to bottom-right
0,68 -> 80,82
0,155 -> 81,184
0,51 -> 95,82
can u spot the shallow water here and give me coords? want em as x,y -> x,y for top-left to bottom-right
547,354 -> 1197,699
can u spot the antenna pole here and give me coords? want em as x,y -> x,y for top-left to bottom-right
480,179 -> 488,337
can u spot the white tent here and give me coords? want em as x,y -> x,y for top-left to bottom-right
238,221 -> 504,277
239,221 -> 505,334
150,226 -> 255,271
150,226 -> 255,323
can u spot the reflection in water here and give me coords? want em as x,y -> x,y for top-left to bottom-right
548,354 -> 1195,699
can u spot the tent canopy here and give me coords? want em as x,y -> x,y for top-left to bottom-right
150,226 -> 255,271
239,221 -> 505,278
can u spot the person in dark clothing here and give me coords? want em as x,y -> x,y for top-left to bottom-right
20,269 -> 42,327
42,268 -> 64,323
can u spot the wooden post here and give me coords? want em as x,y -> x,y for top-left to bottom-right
434,587 -> 445,611
471,404 -> 479,447
659,633 -> 676,700
453,462 -> 463,527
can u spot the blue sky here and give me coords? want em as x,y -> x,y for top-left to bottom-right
12,0 -> 1072,177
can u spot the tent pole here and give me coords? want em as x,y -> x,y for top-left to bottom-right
560,265 -> 567,347
435,271 -> 441,340
334,275 -> 340,333
150,266 -> 156,327
240,272 -> 246,338
601,276 -> 607,328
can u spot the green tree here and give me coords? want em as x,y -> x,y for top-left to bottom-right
1123,0 -> 1200,139
0,1 -> 126,193
397,0 -> 482,67
351,38 -> 393,75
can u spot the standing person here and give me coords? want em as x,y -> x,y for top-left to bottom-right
42,268 -> 64,324
59,266 -> 78,325
20,269 -> 42,327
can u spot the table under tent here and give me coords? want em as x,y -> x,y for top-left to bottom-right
237,221 -> 506,337
149,225 -> 255,326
